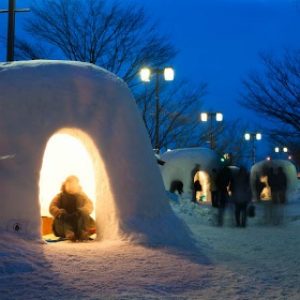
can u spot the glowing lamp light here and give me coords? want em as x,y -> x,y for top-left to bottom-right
163,67 -> 175,81
200,112 -> 208,122
39,133 -> 97,218
140,67 -> 151,82
216,113 -> 223,122
288,155 -> 292,160
283,147 -> 288,153
266,156 -> 271,161
244,133 -> 251,141
256,133 -> 262,140
274,147 -> 280,153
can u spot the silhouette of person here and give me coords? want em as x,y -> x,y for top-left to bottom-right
231,167 -> 251,227
191,164 -> 202,203
216,167 -> 232,226
277,167 -> 287,204
49,176 -> 95,241
210,169 -> 218,207
267,167 -> 284,225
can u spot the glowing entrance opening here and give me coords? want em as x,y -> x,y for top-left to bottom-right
39,132 -> 97,218
195,171 -> 211,202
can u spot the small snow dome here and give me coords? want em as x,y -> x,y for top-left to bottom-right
0,60 -> 191,246
250,159 -> 298,202
160,148 -> 220,202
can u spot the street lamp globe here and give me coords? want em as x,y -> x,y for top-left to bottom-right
256,133 -> 262,140
283,147 -> 288,153
140,67 -> 151,82
274,147 -> 280,153
200,112 -> 208,122
244,133 -> 251,141
216,112 -> 223,122
163,67 -> 175,81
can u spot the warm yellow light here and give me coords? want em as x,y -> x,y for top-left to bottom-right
244,133 -> 251,141
163,67 -> 175,81
200,112 -> 208,122
140,67 -> 151,82
39,133 -> 96,217
198,171 -> 210,202
216,112 -> 223,122
274,147 -> 280,153
256,133 -> 262,140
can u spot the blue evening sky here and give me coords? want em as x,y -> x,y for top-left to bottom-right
1,0 -> 300,155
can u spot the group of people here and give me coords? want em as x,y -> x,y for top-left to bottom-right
191,164 -> 289,227
192,165 -> 253,228
254,167 -> 288,225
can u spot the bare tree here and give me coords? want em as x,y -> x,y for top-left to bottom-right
15,0 -> 209,149
15,0 -> 176,87
240,51 -> 300,167
135,80 -> 207,149
216,119 -> 250,166
241,51 -> 300,138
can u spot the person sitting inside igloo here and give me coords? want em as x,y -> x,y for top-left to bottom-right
49,175 -> 96,241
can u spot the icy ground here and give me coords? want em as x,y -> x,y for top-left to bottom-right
1,183 -> 300,299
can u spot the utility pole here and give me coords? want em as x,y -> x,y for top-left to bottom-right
0,0 -> 30,61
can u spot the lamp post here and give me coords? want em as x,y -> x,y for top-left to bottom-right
244,132 -> 262,165
0,0 -> 30,61
200,112 -> 223,149
140,66 -> 175,150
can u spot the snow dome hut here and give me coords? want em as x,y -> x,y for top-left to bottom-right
0,60 -> 190,246
250,159 -> 298,202
160,148 -> 220,202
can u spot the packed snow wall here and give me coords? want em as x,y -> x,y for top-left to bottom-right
250,160 -> 298,201
0,60 -> 192,246
160,148 -> 221,201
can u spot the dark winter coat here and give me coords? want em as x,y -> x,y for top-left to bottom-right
49,192 -> 93,218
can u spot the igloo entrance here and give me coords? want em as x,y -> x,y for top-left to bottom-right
195,171 -> 211,202
39,128 -> 101,237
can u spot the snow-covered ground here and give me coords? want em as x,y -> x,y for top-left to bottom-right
1,182 -> 300,299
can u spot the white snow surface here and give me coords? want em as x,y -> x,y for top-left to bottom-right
1,182 -> 300,299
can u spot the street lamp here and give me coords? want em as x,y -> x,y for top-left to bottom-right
200,112 -> 223,149
139,66 -> 175,150
244,132 -> 262,165
274,146 -> 288,153
274,146 -> 289,159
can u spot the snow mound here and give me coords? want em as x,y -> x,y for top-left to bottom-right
0,60 -> 194,248
160,147 -> 220,195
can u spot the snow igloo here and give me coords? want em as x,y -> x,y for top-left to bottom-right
160,148 -> 220,202
0,60 -> 189,245
250,159 -> 298,202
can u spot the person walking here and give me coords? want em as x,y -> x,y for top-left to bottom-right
231,167 -> 251,227
210,168 -> 218,207
216,167 -> 231,226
